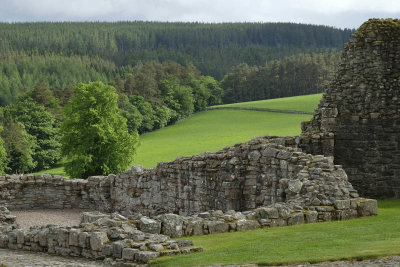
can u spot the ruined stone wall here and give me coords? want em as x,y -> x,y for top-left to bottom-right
302,19 -> 400,198
111,136 -> 358,216
0,175 -> 111,211
1,136 -> 364,217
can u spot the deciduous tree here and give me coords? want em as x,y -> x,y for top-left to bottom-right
61,82 -> 138,178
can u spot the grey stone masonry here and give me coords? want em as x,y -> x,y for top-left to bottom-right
0,135 -> 376,219
0,206 -> 202,265
301,19 -> 400,198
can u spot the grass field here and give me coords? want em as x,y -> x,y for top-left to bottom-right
211,93 -> 322,113
134,110 -> 311,167
152,199 -> 400,266
34,94 -> 321,174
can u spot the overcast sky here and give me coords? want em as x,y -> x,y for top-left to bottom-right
1,0 -> 399,29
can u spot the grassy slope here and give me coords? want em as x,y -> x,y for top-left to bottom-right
212,93 -> 322,113
134,110 -> 311,167
152,200 -> 400,266
34,94 -> 322,174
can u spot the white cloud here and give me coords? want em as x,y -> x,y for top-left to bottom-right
0,0 -> 399,28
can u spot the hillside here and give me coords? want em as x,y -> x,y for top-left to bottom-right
134,109 -> 312,167
0,22 -> 352,105
211,93 -> 322,113
33,94 -> 322,175
0,22 -> 353,79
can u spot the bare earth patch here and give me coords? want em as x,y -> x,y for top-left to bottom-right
11,209 -> 88,229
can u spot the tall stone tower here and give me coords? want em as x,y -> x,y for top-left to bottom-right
301,19 -> 400,198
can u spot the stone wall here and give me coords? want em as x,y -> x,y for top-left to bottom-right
0,136 -> 375,219
0,206 -> 202,265
0,175 -> 111,211
302,19 -> 400,198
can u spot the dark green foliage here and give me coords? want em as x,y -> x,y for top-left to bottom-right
221,53 -> 340,103
129,95 -> 155,133
0,22 -> 353,105
61,82 -> 138,178
0,53 -> 116,105
6,97 -> 61,170
118,93 -> 143,134
0,111 -> 36,174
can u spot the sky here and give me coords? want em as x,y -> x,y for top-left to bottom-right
0,0 -> 399,29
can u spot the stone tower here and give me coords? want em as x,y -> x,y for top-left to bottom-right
302,19 -> 400,198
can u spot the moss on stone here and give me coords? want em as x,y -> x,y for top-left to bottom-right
353,18 -> 400,46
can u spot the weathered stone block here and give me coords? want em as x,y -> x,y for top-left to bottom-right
206,220 -> 229,234
122,248 -> 138,260
135,251 -> 159,263
334,199 -> 350,210
69,229 -> 79,247
257,207 -> 279,219
139,217 -> 161,234
78,232 -> 90,248
89,232 -> 109,252
357,199 -> 378,216
236,219 -> 259,231
288,213 -> 305,225
159,214 -> 184,238
305,211 -> 318,223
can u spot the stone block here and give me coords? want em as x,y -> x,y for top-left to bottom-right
81,212 -> 110,223
287,179 -> 302,194
122,248 -> 138,260
90,232 -> 109,252
206,220 -> 228,234
288,213 -> 305,225
304,211 -> 318,223
139,217 -> 161,234
102,244 -> 113,257
236,219 -> 259,231
16,230 -> 25,244
334,199 -> 350,210
78,232 -> 90,248
185,218 -> 204,236
357,199 -> 378,216
159,214 -> 184,238
135,251 -> 159,263
148,243 -> 164,252
112,240 -> 126,258
257,207 -> 279,219
69,229 -> 79,247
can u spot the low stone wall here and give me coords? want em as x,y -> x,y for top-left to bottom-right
0,175 -> 111,212
1,136 -> 369,218
0,206 -> 202,265
0,194 -> 377,265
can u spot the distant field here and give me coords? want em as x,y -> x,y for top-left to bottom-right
211,93 -> 322,113
152,199 -> 400,266
134,110 -> 311,167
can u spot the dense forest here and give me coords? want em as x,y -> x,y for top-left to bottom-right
0,21 -> 353,174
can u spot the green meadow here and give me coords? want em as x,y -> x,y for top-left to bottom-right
152,199 -> 400,266
134,110 -> 311,167
211,93 -> 322,113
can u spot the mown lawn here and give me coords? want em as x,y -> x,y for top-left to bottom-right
152,199 -> 400,266
212,93 -> 322,113
134,110 -> 311,167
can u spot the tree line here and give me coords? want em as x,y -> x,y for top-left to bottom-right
221,52 -> 340,103
0,22 -> 353,79
0,61 -> 224,175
